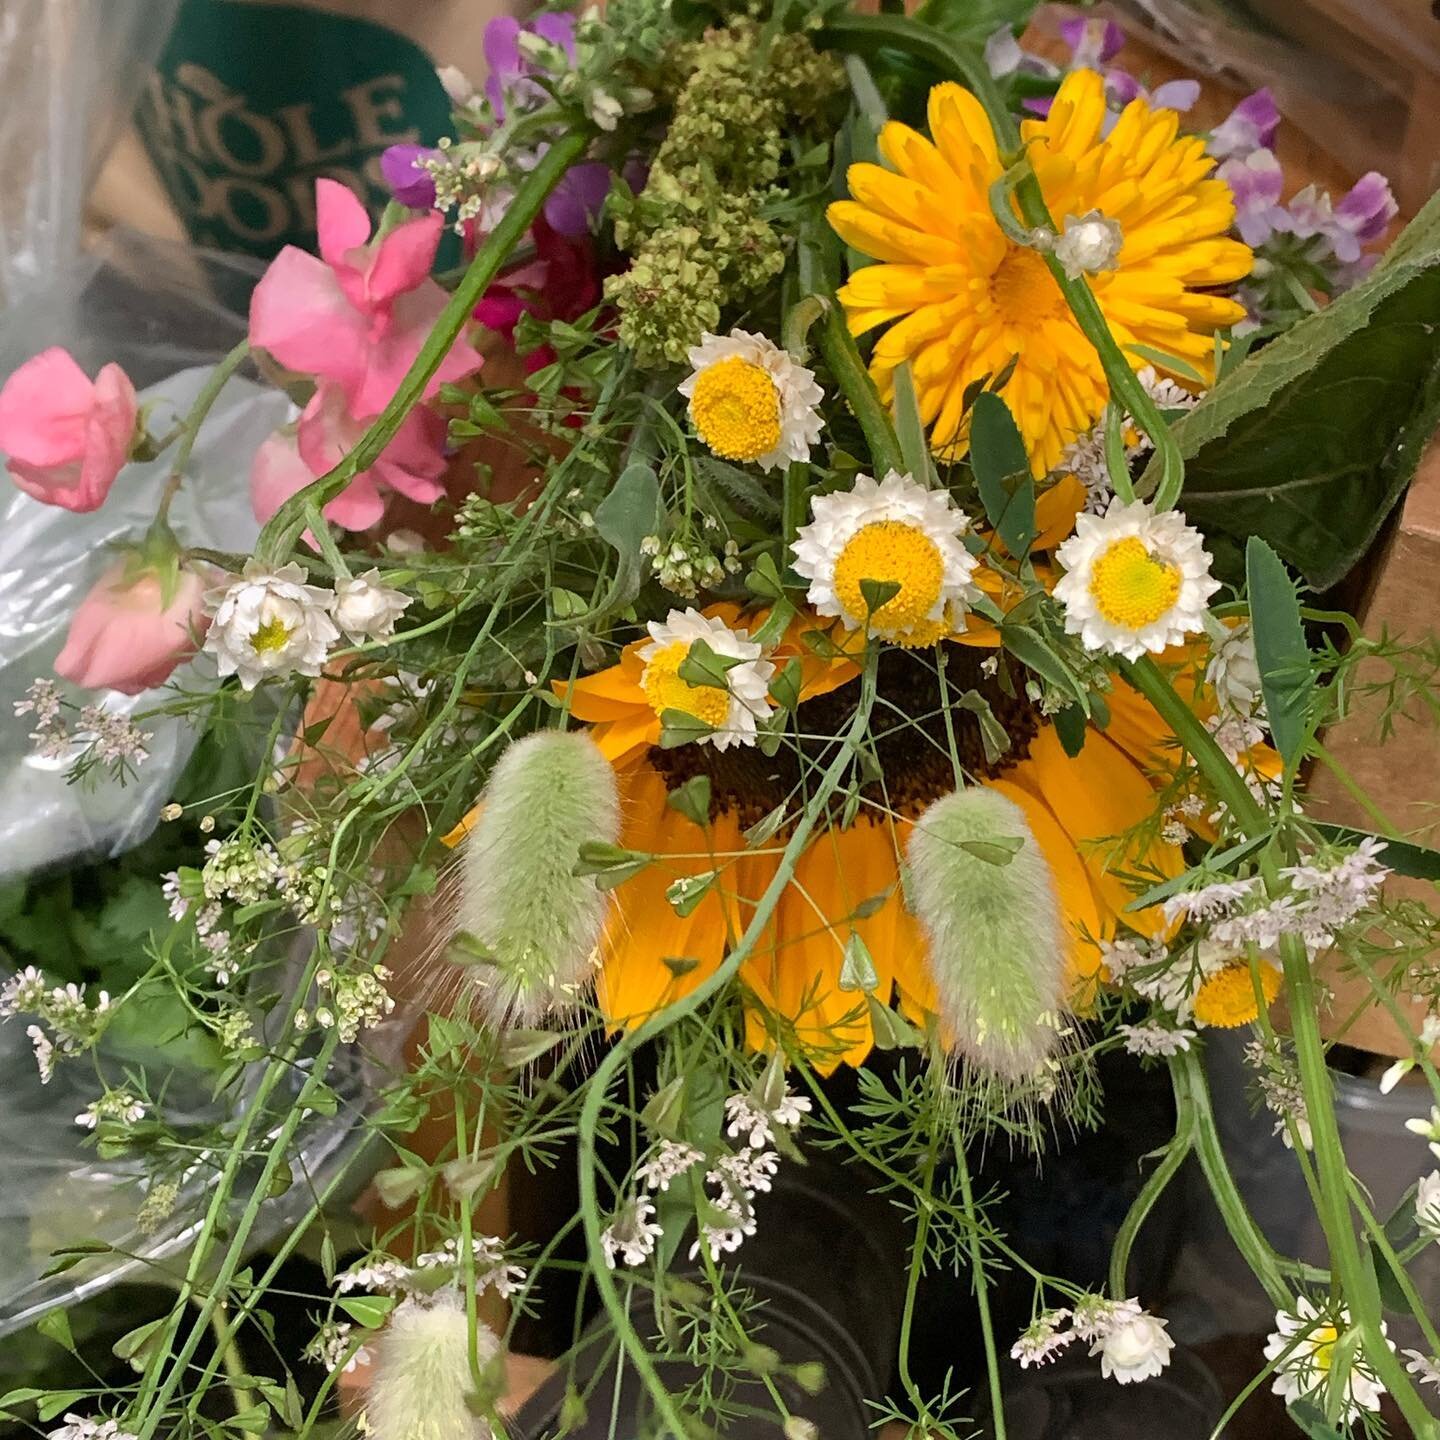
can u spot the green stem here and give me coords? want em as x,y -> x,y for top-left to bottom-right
816,305 -> 904,478
158,339 -> 251,522
576,649 -> 880,1437
196,1298 -> 257,1417
255,127 -> 592,564
1346,1174 -> 1440,1356
1107,1087 -> 1196,1298
782,462 -> 808,553
955,1143 -> 1006,1440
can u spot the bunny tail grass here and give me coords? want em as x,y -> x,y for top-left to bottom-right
455,730 -> 620,1028
907,786 -> 1067,1082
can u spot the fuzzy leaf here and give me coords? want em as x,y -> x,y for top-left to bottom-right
970,392 -> 1035,557
1149,191 -> 1440,587
568,462 -> 662,622
1246,537 -> 1311,768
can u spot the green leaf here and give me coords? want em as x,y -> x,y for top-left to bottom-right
658,707 -> 715,748
1246,537 -> 1311,768
892,362 -> 932,483
37,1310 -> 75,1353
911,0 -> 1038,42
573,840 -> 651,887
958,835 -> 1024,866
1147,191 -> 1440,587
677,639 -> 742,690
339,1295 -> 396,1329
497,1029 -> 566,1068
1000,623 -> 1089,713
1310,823 -> 1440,880
743,803 -> 789,847
1126,833 -> 1271,911
953,689 -> 1010,765
859,577 -> 902,615
37,1392 -> 91,1423
666,775 -> 713,828
113,1317 -> 167,1365
372,1166 -> 425,1210
1287,1400 -> 1346,1439
696,457 -> 782,522
1053,702 -> 1087,758
1368,1239 -> 1412,1315
745,551 -> 787,602
565,462 -> 662,623
768,657 -> 803,712
1124,343 -> 1207,385
839,933 -> 879,992
666,871 -> 717,917
970,392 -> 1035,557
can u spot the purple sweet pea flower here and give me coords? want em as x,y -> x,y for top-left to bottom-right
544,160 -> 611,237
1208,89 -> 1280,160
1218,149 -> 1287,247
1331,171 -> 1398,260
484,12 -> 577,121
1059,16 -> 1126,69
380,144 -> 440,210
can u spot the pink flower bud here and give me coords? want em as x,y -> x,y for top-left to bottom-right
55,562 -> 209,695
0,347 -> 138,511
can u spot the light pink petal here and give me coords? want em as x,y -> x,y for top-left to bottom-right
365,213 -> 445,306
315,179 -> 373,271
249,248 -> 372,400
296,386 -> 392,532
251,428 -> 317,524
372,406 -> 447,502
322,472 -> 386,530
0,347 -> 97,465
350,281 -> 481,414
81,364 -> 139,499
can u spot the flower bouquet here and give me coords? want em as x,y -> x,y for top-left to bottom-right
3,2 -> 1440,1437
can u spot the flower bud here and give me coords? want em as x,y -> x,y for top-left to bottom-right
906,787 -> 1067,1081
456,731 -> 620,1027
55,560 -> 209,695
367,1290 -> 497,1440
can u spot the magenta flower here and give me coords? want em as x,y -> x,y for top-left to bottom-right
249,179 -> 480,417
0,347 -> 138,512
380,144 -> 441,210
1208,89 -> 1280,160
250,382 -> 448,535
1219,150 -> 1288,247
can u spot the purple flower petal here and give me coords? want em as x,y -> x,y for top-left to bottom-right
380,144 -> 438,210
531,11 -> 577,61
1149,79 -> 1201,113
544,161 -> 611,237
1335,171 -> 1397,245
1219,150 -> 1286,248
1208,88 -> 1280,160
1060,16 -> 1125,67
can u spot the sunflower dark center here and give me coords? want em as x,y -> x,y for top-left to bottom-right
647,645 -> 1043,827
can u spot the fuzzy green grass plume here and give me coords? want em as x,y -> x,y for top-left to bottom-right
456,730 -> 620,1027
906,786 -> 1066,1081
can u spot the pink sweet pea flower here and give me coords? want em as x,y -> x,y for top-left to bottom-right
249,180 -> 481,416
250,383 -> 448,534
55,561 -> 209,695
0,347 -> 138,512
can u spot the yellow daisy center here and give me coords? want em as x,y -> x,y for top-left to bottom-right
1192,960 -> 1281,1029
1310,1326 -> 1339,1373
641,641 -> 731,728
689,356 -> 782,462
250,617 -> 293,654
1089,536 -> 1181,632
832,520 -> 946,644
990,245 -> 1064,319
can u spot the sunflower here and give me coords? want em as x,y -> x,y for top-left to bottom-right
827,69 -> 1251,473
561,603 -> 1187,1068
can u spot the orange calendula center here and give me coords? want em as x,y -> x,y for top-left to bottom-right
832,521 -> 946,645
689,356 -> 782,462
250,617 -> 293,654
990,245 -> 1065,320
642,642 -> 731,728
1192,959 -> 1281,1029
1089,536 -> 1181,631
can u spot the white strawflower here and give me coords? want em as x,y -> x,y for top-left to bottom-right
638,608 -> 775,750
599,1196 -> 664,1268
204,560 -> 339,690
1263,1298 -> 1389,1422
366,1290 -> 497,1440
1092,1308 -> 1174,1384
1054,500 -> 1218,660
680,329 -> 824,472
1416,1170 -> 1440,1240
333,569 -> 411,644
1205,620 -> 1264,718
792,470 -> 981,647
1054,210 -> 1124,279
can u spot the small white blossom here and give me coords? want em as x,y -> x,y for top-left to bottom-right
635,1140 -> 703,1192
1264,1298 -> 1389,1422
1054,210 -> 1124,279
709,1149 -> 780,1201
47,1418 -> 138,1440
1416,1171 -> 1440,1239
75,1090 -> 146,1130
332,569 -> 412,645
586,88 -> 624,130
304,1320 -> 371,1374
1403,1349 -> 1440,1393
1070,1295 -> 1143,1343
77,705 -> 152,767
724,1089 -> 811,1150
27,1024 -> 54,1082
1011,1309 -> 1076,1368
1093,1308 -> 1174,1384
1118,1022 -> 1195,1057
204,560 -> 340,690
600,1196 -> 664,1268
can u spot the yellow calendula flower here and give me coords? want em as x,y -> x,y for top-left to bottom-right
827,70 -> 1251,474
1191,949 -> 1282,1028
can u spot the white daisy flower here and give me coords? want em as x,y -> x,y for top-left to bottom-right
1263,1298 -> 1389,1422
1054,499 -> 1218,660
638,608 -> 775,750
792,470 -> 981,647
679,329 -> 823,472
1092,1307 -> 1175,1384
204,560 -> 340,691
332,569 -> 412,644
